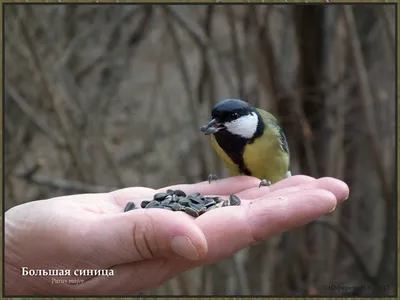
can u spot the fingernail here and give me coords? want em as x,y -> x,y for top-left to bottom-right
329,204 -> 336,213
171,236 -> 200,260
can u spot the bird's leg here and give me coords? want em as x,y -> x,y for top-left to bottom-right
259,171 -> 291,187
208,173 -> 219,184
259,179 -> 272,188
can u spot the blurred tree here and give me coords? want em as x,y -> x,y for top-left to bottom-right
4,4 -> 396,296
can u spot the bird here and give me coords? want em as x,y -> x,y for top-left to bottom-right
200,98 -> 291,187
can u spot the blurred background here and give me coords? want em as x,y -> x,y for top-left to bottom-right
4,4 -> 396,297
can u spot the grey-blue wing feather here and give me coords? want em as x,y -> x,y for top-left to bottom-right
279,128 -> 290,155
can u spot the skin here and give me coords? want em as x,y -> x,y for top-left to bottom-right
5,175 -> 349,296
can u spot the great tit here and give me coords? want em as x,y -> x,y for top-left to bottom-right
200,98 -> 291,187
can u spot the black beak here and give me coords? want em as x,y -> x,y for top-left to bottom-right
200,119 -> 224,135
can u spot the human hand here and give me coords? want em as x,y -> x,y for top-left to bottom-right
5,175 -> 349,296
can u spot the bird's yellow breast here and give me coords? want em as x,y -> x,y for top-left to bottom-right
210,126 -> 289,183
242,127 -> 289,183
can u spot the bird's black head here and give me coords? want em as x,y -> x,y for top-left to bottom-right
211,98 -> 253,123
201,98 -> 260,139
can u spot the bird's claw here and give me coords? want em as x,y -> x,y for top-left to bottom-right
259,179 -> 272,188
208,173 -> 219,184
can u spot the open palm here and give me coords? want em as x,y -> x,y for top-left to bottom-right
5,175 -> 348,296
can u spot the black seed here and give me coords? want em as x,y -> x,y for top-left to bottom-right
141,200 -> 151,208
146,201 -> 161,208
124,202 -> 136,212
229,194 -> 241,206
161,198 -> 172,206
213,197 -> 223,203
171,194 -> 179,202
188,202 -> 203,210
178,197 -> 190,206
189,196 -> 203,204
190,192 -> 201,198
169,203 -> 184,211
166,189 -> 174,195
154,193 -> 169,201
206,205 -> 218,211
222,200 -> 230,207
184,207 -> 199,217
174,190 -> 186,197
204,197 -> 215,203
205,200 -> 216,208
198,207 -> 207,215
189,198 -> 200,204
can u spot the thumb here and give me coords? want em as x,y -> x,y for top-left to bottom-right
86,209 -> 208,266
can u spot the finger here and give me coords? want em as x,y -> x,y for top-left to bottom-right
158,176 -> 261,196
193,188 -> 337,265
237,176 -> 349,204
245,189 -> 337,241
236,175 -> 316,199
311,177 -> 349,202
86,209 -> 207,267
272,177 -> 349,203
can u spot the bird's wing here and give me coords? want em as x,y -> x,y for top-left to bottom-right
278,127 -> 290,155
256,108 -> 290,155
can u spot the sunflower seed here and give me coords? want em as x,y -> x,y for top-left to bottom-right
166,189 -> 175,195
161,198 -> 172,206
171,194 -> 179,202
178,197 -> 190,206
222,200 -> 230,207
206,205 -> 217,211
174,190 -> 186,197
205,200 -> 216,208
140,200 -> 151,208
213,197 -> 223,203
146,201 -> 162,208
169,203 -> 184,211
190,192 -> 201,198
154,193 -> 169,201
184,207 -> 199,217
189,202 -> 203,211
204,197 -> 216,204
198,207 -> 207,215
124,202 -> 136,212
189,196 -> 202,204
229,194 -> 241,206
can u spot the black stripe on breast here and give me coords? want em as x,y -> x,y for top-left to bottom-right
214,131 -> 252,176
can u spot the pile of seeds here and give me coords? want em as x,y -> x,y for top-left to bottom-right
123,189 -> 241,218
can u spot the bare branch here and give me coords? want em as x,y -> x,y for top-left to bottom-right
163,7 -> 209,181
313,219 -> 378,287
5,83 -> 65,147
379,6 -> 395,62
164,5 -> 235,92
343,6 -> 391,202
225,6 -> 245,98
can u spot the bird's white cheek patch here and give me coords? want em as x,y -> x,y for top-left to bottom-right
225,112 -> 258,139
